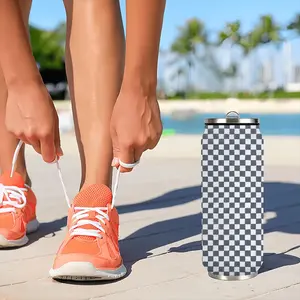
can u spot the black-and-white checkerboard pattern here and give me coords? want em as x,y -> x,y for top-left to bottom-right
201,124 -> 264,278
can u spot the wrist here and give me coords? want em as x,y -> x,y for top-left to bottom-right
122,69 -> 157,98
6,73 -> 44,91
6,77 -> 47,103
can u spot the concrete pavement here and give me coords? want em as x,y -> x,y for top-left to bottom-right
0,134 -> 300,300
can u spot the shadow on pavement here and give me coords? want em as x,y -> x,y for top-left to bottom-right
117,186 -> 201,214
27,216 -> 67,246
260,251 -> 300,273
28,181 -> 300,283
120,182 -> 300,275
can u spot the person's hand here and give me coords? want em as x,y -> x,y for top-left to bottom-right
5,80 -> 62,163
110,88 -> 162,173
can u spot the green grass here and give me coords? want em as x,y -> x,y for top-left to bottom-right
166,91 -> 300,100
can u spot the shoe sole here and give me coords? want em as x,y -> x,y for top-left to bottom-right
49,262 -> 127,281
0,219 -> 39,248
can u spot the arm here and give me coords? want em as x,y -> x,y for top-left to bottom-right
0,0 -> 41,86
110,0 -> 165,171
122,0 -> 166,94
0,0 -> 61,162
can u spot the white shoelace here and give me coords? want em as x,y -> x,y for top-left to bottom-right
0,184 -> 28,213
2,140 -> 139,238
0,142 -> 29,213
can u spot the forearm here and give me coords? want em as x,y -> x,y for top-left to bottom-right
123,0 -> 166,93
0,0 -> 41,87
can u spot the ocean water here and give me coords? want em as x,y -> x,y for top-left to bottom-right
161,113 -> 300,136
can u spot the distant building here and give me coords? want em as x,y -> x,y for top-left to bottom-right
286,66 -> 300,92
294,66 -> 300,83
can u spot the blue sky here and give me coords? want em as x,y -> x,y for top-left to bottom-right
29,0 -> 300,50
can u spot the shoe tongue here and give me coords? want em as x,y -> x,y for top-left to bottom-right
73,184 -> 112,208
72,184 -> 113,241
0,171 -> 25,188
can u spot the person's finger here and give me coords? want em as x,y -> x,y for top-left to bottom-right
54,128 -> 63,157
148,139 -> 160,150
112,145 -> 120,169
40,134 -> 56,163
53,113 -> 63,157
16,134 -> 30,145
133,147 -> 144,164
119,145 -> 135,173
26,137 -> 41,154
148,131 -> 162,150
111,127 -> 120,168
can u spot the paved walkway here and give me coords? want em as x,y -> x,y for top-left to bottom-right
0,134 -> 300,300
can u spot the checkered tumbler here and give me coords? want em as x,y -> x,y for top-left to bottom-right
201,121 -> 264,281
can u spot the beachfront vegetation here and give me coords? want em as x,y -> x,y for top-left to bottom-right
30,22 -> 66,70
164,14 -> 300,99
29,14 -> 300,99
167,91 -> 300,100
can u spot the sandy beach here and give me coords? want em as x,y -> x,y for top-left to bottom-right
54,99 -> 300,115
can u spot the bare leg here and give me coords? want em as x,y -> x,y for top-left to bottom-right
63,0 -> 125,188
0,0 -> 32,184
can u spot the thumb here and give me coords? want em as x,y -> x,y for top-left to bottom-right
111,127 -> 120,168
54,125 -> 63,158
119,146 -> 135,173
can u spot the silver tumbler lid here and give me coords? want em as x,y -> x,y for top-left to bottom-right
205,111 -> 259,125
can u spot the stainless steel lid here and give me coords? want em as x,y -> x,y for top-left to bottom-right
205,111 -> 259,125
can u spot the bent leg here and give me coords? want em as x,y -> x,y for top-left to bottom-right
63,0 -> 125,188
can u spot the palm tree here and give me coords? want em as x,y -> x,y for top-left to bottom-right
250,15 -> 282,95
218,21 -> 243,95
287,14 -> 300,36
239,33 -> 255,56
251,15 -> 281,45
286,14 -> 300,85
170,18 -> 208,93
239,33 -> 259,93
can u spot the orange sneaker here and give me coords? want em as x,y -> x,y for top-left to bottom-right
49,184 -> 126,281
0,171 -> 39,248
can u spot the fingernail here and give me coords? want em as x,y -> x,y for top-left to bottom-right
58,147 -> 64,156
49,157 -> 58,164
111,157 -> 118,167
